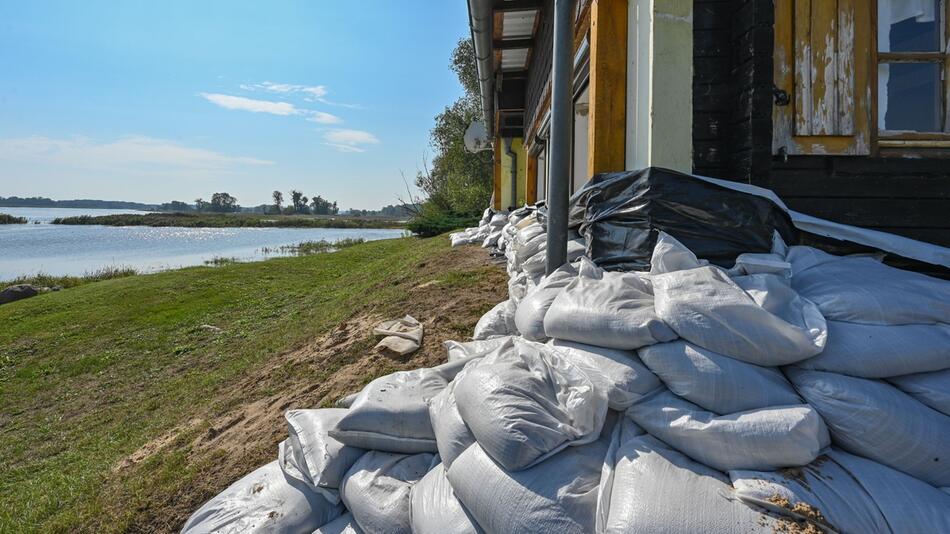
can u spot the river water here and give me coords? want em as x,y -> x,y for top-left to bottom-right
0,207 -> 405,279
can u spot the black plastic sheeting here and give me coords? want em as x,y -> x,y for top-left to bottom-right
569,167 -> 798,271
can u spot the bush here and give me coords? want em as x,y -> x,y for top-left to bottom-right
0,213 -> 27,224
406,205 -> 478,238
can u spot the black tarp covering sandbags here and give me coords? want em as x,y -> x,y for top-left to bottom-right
569,167 -> 798,271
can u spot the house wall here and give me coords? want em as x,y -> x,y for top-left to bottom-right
692,0 -> 950,249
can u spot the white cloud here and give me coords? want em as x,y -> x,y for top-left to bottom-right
241,81 -> 360,108
322,129 -> 379,153
201,93 -> 301,115
307,111 -> 343,125
0,136 -> 273,174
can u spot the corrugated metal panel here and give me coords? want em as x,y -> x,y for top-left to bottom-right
502,10 -> 537,39
501,48 -> 530,71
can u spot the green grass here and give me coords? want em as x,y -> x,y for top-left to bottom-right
51,212 -> 405,229
0,213 -> 28,224
0,235 -> 475,533
1,266 -> 138,290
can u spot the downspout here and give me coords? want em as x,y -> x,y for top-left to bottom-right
467,0 -> 495,134
504,137 -> 518,210
546,0 -> 573,274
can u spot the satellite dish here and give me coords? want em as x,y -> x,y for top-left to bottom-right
464,120 -> 492,153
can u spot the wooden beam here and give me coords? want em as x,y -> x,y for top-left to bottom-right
493,137 -> 502,210
526,155 -> 538,204
587,0 -> 627,175
493,0 -> 542,12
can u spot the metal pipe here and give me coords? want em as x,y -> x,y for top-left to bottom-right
546,0 -> 573,274
504,137 -> 518,210
467,0 -> 495,134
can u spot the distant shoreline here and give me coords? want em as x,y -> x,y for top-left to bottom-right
51,212 -> 407,229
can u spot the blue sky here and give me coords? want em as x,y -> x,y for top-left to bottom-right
0,1 -> 470,210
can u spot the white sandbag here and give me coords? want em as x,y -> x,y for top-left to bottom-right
648,231 -> 708,275
728,253 -> 792,278
522,236 -> 585,277
282,409 -> 366,490
340,451 -> 436,534
597,432 -> 779,534
182,461 -> 344,534
330,360 -> 467,454
373,316 -> 423,356
638,341 -> 802,414
488,213 -> 507,227
888,368 -> 950,416
449,232 -> 470,247
447,412 -> 617,534
409,463 -> 483,534
453,337 -> 608,471
626,389 -> 829,472
515,263 -> 576,341
334,392 -> 359,408
507,270 -> 531,304
481,229 -> 501,248
787,368 -> 950,487
732,448 -> 950,534
791,254 -> 950,325
653,266 -> 826,365
515,231 -> 548,268
544,258 -> 676,350
472,299 -> 517,340
428,365 -> 477,469
443,336 -> 512,363
796,321 -> 950,378
549,339 -> 662,410
314,512 -> 363,534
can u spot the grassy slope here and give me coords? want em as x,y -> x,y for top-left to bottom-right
0,236 -> 503,533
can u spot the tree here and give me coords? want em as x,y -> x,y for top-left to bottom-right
415,38 -> 493,217
289,190 -> 310,214
194,198 -> 206,212
209,192 -> 239,213
272,191 -> 283,214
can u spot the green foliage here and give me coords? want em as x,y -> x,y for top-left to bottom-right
405,203 -> 478,237
1,266 -> 138,290
0,213 -> 27,224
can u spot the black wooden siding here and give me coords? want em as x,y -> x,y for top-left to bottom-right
525,1 -> 554,143
693,0 -> 950,250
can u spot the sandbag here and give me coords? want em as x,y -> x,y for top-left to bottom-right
549,339 -> 662,410
372,316 -> 423,357
182,461 -> 344,534
314,512 -> 363,534
888,368 -> 950,416
626,389 -> 829,472
340,451 -> 436,534
409,463 -> 483,534
638,341 -> 802,414
515,263 -> 576,341
443,336 -> 512,363
570,167 -> 796,271
481,229 -> 501,248
653,266 -> 826,365
282,409 -> 366,491
796,321 -> 950,378
597,432 -> 779,533
507,271 -> 532,304
453,337 -> 608,471
648,231 -> 708,275
447,412 -> 617,534
330,360 -> 467,454
522,236 -> 585,277
788,368 -> 950,487
544,258 -> 676,350
790,254 -> 950,325
472,299 -> 517,340
731,448 -> 950,534
428,366 -> 477,469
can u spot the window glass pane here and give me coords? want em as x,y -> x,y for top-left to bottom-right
878,62 -> 943,131
878,0 -> 941,52
572,85 -> 590,193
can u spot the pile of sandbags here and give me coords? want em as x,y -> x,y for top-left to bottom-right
185,197 -> 950,533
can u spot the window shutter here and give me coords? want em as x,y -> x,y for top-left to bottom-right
773,0 -> 871,155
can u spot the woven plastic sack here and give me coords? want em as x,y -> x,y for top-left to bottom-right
731,448 -> 950,534
544,258 -> 676,350
796,321 -> 950,378
409,463 -> 483,534
443,336 -> 512,363
515,263 -> 576,341
888,368 -> 950,416
638,341 -> 801,414
472,299 -> 517,340
653,266 -> 826,365
313,512 -> 363,534
453,337 -> 608,471
549,339 -> 662,410
340,451 -> 436,534
330,359 -> 467,454
790,254 -> 950,325
447,412 -> 617,534
788,368 -> 950,487
428,362 -> 479,469
182,461 -> 344,534
626,389 -> 829,471
281,409 -> 366,491
596,432 -> 779,533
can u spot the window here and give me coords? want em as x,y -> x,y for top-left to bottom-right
572,84 -> 590,192
877,0 -> 950,142
537,146 -> 547,202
